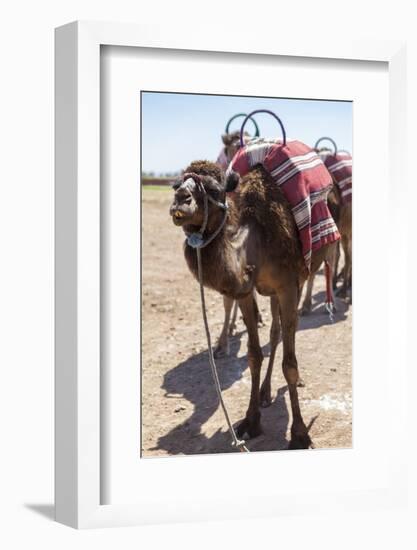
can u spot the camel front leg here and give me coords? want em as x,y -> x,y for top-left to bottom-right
277,283 -> 312,449
260,296 -> 280,407
214,295 -> 233,358
235,293 -> 263,439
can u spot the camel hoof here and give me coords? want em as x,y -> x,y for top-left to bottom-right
336,287 -> 347,298
257,315 -> 265,328
213,344 -> 229,358
322,304 -> 338,314
236,414 -> 262,439
259,386 -> 272,408
228,324 -> 237,337
297,378 -> 306,388
288,432 -> 312,450
300,304 -> 311,316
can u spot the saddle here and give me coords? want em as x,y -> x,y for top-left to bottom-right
228,138 -> 340,269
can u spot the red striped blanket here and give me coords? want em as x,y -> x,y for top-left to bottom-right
228,138 -> 340,269
318,150 -> 352,204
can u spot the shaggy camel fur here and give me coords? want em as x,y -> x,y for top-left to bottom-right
170,160 -> 337,448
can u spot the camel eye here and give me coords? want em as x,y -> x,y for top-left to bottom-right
184,196 -> 192,205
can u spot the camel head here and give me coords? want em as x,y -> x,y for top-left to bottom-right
170,161 -> 227,229
221,131 -> 251,164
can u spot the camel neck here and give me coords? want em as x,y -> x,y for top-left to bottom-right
184,208 -> 229,250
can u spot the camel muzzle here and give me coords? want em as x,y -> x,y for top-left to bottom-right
171,208 -> 189,226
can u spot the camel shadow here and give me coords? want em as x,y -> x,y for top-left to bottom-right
230,289 -> 349,336
298,289 -> 350,331
151,332 -> 291,455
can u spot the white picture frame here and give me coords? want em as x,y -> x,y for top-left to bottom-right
55,20 -> 407,529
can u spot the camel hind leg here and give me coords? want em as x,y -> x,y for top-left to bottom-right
302,241 -> 339,316
277,282 -> 312,449
300,272 -> 315,315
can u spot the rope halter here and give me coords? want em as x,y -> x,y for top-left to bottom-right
180,172 -> 229,249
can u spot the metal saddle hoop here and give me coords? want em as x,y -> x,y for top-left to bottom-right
225,113 -> 260,138
240,109 -> 287,147
314,136 -> 338,155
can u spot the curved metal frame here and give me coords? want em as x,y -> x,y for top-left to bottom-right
240,109 -> 286,147
225,113 -> 260,137
314,136 -> 338,155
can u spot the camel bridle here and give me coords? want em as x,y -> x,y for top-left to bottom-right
180,172 -> 229,250
178,172 -> 249,453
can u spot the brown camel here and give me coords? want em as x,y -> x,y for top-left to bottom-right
170,160 -> 337,448
301,159 -> 352,315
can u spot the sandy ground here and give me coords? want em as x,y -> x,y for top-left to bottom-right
141,188 -> 352,456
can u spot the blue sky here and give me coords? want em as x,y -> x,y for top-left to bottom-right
141,92 -> 352,175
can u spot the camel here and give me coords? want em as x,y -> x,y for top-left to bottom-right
217,130 -> 249,170
301,144 -> 352,315
170,159 -> 338,449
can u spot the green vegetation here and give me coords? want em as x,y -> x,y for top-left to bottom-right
142,185 -> 171,191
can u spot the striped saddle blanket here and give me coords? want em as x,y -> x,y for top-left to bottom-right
228,138 -> 340,269
319,151 -> 352,204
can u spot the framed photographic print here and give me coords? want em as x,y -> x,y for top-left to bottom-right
55,21 -> 408,528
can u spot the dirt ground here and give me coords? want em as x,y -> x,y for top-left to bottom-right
141,187 -> 352,457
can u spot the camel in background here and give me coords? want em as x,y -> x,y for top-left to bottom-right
301,139 -> 352,314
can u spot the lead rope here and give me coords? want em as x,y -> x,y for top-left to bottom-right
183,174 -> 249,452
195,247 -> 250,453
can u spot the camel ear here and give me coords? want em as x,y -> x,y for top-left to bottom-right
225,170 -> 240,193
